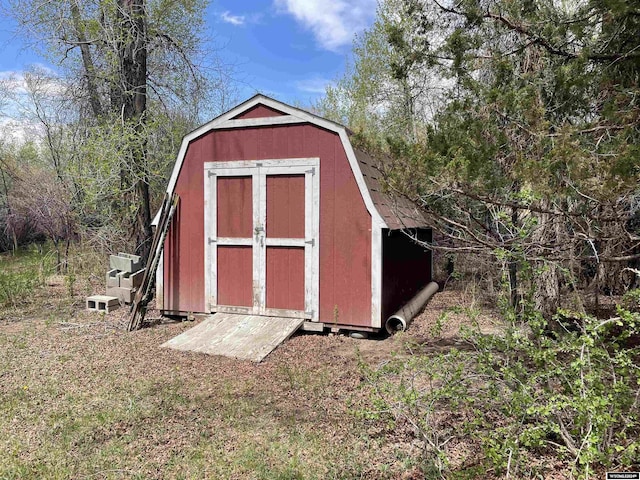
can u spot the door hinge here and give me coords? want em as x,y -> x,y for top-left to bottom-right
305,239 -> 315,246
207,170 -> 216,177
306,167 -> 315,175
208,237 -> 216,245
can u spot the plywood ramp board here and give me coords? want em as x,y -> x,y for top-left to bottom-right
161,313 -> 303,362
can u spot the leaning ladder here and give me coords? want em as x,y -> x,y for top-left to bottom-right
127,193 -> 180,331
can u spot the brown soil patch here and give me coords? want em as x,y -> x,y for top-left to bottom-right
3,279 -> 577,479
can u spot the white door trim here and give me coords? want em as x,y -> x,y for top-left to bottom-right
204,158 -> 320,321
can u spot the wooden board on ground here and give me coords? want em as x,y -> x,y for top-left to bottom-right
161,313 -> 303,362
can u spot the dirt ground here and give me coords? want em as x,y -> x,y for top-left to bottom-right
0,279 -> 507,479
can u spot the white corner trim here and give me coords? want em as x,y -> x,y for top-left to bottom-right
371,219 -> 384,329
165,136 -> 192,204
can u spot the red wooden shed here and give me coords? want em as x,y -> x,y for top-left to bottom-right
155,95 -> 433,333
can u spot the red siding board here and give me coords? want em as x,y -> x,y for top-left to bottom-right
258,126 -> 274,158
318,131 -> 336,324
245,128 -> 259,158
164,142 -> 206,313
318,135 -> 371,327
217,176 -> 253,238
164,120 -> 373,327
302,124 -> 319,153
289,123 -> 306,154
266,247 -> 305,310
232,104 -> 287,119
266,175 -> 305,239
217,246 -> 253,306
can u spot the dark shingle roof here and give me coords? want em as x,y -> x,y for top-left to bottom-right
352,148 -> 429,230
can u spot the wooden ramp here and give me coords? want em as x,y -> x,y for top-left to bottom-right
161,313 -> 303,362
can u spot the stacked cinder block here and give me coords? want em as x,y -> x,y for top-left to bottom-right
86,252 -> 144,312
106,253 -> 144,304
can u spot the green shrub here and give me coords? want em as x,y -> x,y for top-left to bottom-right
622,288 -> 640,313
360,306 -> 640,479
0,247 -> 55,308
0,270 -> 38,307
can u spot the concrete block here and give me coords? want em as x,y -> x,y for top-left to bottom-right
118,252 -> 141,262
86,295 -> 120,313
117,269 -> 144,289
301,321 -> 324,332
106,286 -> 135,304
109,254 -> 142,273
106,269 -> 119,287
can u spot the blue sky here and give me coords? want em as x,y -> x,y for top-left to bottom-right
0,0 -> 378,109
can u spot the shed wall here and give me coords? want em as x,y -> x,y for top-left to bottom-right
164,124 -> 373,327
381,228 -> 432,320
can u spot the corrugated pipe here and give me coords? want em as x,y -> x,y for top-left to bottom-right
385,281 -> 439,334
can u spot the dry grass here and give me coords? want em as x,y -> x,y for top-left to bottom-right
0,250 -> 510,479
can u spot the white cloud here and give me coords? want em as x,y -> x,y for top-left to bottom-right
221,11 -> 246,26
274,0 -> 377,51
0,66 -> 65,98
0,66 -> 68,145
0,117 -> 42,145
0,70 -> 28,95
294,77 -> 334,94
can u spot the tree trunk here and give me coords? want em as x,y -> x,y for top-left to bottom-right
509,207 -> 519,310
117,0 -> 152,264
54,239 -> 61,274
532,204 -> 561,319
63,238 -> 71,274
70,0 -> 103,118
135,176 -> 152,265
534,260 -> 559,319
509,256 -> 518,309
587,203 -> 630,298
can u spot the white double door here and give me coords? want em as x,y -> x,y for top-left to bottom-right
204,158 -> 319,321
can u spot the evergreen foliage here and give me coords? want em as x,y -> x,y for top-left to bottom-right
320,0 -> 640,315
327,0 -> 640,475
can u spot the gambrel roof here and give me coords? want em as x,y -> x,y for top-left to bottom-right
353,148 -> 429,230
157,94 -> 429,230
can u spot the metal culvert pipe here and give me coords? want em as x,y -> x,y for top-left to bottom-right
385,281 -> 439,334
